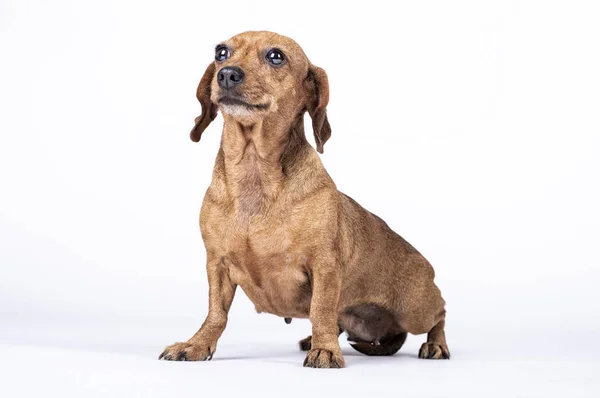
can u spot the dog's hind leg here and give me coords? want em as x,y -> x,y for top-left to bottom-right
418,317 -> 450,359
299,335 -> 312,351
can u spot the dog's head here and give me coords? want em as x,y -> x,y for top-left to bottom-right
189,31 -> 331,153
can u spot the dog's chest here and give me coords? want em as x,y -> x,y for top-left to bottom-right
227,249 -> 312,318
217,222 -> 312,318
204,150 -> 315,317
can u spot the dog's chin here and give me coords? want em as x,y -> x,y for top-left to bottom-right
220,103 -> 257,118
218,96 -> 270,119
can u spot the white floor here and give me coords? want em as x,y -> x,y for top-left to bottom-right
2,313 -> 598,398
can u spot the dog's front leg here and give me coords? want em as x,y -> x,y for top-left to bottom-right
303,253 -> 345,368
159,255 -> 236,361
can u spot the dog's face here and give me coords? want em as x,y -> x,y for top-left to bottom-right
212,31 -> 309,119
190,31 -> 332,153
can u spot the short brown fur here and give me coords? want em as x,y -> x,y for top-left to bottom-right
159,31 -> 450,368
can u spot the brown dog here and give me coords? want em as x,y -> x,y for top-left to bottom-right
159,31 -> 449,368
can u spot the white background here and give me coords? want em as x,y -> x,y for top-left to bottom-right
1,0 -> 599,396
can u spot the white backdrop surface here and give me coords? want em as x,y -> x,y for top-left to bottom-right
1,1 -> 599,397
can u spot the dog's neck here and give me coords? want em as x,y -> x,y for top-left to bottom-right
215,113 -> 312,219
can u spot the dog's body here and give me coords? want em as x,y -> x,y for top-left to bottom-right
159,31 -> 449,368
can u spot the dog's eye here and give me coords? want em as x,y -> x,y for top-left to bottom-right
215,46 -> 230,62
266,49 -> 285,66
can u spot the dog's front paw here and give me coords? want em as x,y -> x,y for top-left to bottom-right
158,342 -> 215,361
418,342 -> 450,359
303,348 -> 345,368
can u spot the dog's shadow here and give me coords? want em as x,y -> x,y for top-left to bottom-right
5,337 -> 418,367
213,346 -> 418,367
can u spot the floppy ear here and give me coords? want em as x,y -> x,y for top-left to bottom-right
305,64 -> 331,154
190,63 -> 218,142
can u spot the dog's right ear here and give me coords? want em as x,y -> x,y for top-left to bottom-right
190,63 -> 218,143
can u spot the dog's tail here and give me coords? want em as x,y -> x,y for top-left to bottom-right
349,332 -> 407,356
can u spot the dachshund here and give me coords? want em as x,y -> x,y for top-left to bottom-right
159,31 -> 449,368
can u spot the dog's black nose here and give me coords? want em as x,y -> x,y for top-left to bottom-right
217,67 -> 245,89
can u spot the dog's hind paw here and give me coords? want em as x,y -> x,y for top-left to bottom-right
418,342 -> 450,359
299,335 -> 312,351
158,342 -> 214,361
303,348 -> 345,369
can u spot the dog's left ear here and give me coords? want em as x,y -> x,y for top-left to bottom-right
190,63 -> 218,143
305,64 -> 331,154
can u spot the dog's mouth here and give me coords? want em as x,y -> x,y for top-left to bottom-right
218,95 -> 269,110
